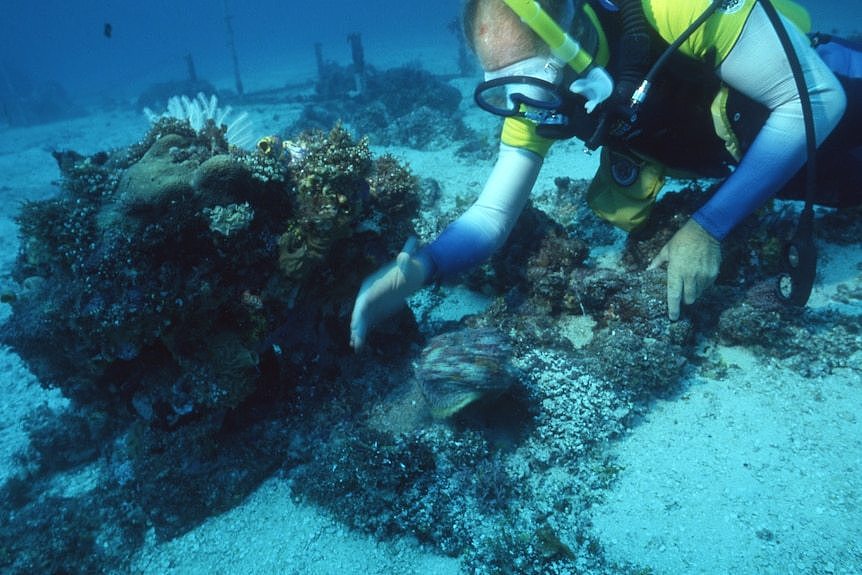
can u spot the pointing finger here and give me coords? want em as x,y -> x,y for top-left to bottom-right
666,267 -> 682,321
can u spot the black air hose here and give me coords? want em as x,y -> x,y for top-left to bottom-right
758,0 -> 819,305
614,0 -> 652,100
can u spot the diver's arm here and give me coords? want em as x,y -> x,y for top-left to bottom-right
692,3 -> 847,240
421,144 -> 543,278
349,144 -> 541,349
651,4 -> 845,321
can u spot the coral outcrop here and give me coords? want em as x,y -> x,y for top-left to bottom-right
4,119 -> 419,423
0,117 -> 424,572
299,62 -> 494,157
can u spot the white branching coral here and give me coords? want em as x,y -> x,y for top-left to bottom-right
144,92 -> 255,149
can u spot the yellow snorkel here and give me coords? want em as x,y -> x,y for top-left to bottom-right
500,0 -> 594,74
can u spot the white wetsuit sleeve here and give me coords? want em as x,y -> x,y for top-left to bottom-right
422,144 -> 542,278
692,3 -> 846,240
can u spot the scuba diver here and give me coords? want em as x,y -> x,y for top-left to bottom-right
350,0 -> 861,349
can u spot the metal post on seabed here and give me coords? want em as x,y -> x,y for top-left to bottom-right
347,33 -> 366,97
223,0 -> 244,97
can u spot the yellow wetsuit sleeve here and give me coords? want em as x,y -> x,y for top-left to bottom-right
643,0 -> 810,66
500,116 -> 554,157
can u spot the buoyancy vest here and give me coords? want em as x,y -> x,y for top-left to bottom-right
583,0 -> 809,231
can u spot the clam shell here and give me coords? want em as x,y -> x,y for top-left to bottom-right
415,327 -> 517,418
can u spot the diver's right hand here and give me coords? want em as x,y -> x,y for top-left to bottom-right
350,238 -> 429,350
569,66 -> 614,113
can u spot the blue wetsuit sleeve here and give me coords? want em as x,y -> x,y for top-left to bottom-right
693,5 -> 846,240
423,216 -> 501,278
422,144 -> 543,279
692,116 -> 809,240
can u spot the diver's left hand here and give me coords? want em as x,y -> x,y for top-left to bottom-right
648,219 -> 721,321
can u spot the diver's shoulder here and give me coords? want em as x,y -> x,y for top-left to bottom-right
642,0 -> 758,62
642,0 -> 754,30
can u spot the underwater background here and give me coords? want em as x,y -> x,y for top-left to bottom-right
2,0 -> 464,105
0,1 -> 860,574
0,1 -> 856,112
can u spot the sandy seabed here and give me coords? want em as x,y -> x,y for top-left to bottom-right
1,42 -> 860,574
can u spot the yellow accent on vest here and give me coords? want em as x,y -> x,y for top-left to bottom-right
501,115 -> 554,157
710,86 -> 743,162
586,149 -> 666,232
643,0 -> 810,66
643,0 -> 756,64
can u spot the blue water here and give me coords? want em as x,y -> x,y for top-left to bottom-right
0,0 -> 856,110
1,0 -> 463,106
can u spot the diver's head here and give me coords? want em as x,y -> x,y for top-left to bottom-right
463,0 -> 573,71
468,0 -> 613,144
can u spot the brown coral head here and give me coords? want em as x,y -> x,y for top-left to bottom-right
415,327 -> 518,418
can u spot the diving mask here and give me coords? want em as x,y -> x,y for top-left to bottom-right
474,53 -> 612,141
478,56 -> 566,117
474,73 -> 601,142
